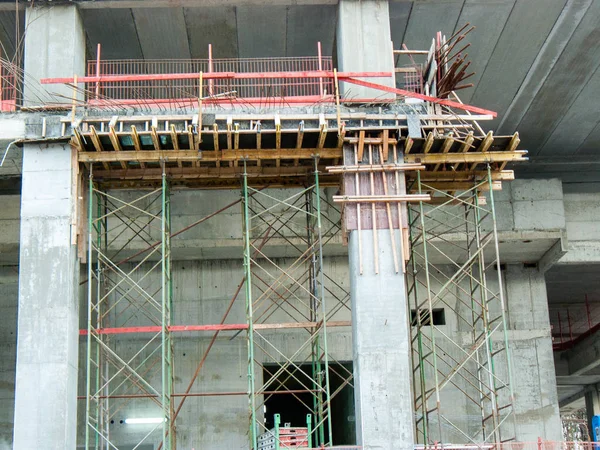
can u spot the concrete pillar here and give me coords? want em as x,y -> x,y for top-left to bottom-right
585,387 -> 600,440
349,229 -> 414,450
336,0 -> 395,99
13,144 -> 79,449
505,264 -> 562,441
23,5 -> 86,106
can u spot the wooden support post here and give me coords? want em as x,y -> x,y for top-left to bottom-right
275,114 -> 281,150
318,114 -> 327,149
354,143 -> 363,275
368,144 -> 379,274
130,125 -> 145,169
213,124 -> 219,152
357,130 -> 365,162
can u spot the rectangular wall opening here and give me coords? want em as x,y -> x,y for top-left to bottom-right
263,362 -> 355,445
411,308 -> 446,326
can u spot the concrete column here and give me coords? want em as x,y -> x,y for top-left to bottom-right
13,144 -> 79,450
349,229 -> 414,450
23,5 -> 86,106
505,264 -> 562,441
585,387 -> 600,440
336,0 -> 395,99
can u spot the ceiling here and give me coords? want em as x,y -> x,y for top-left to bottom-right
0,0 -> 598,183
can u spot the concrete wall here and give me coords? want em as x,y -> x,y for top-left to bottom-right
0,267 -> 17,447
504,265 -> 562,441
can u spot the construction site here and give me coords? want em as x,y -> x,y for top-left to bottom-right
0,0 -> 599,449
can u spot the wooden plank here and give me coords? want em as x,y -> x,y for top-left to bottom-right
256,122 -> 262,150
433,135 -> 454,171
404,150 -> 527,164
109,126 -> 127,170
345,137 -> 399,145
170,124 -> 182,168
357,130 -> 365,161
423,132 -> 434,153
404,137 -> 413,154
79,148 -> 342,163
499,132 -> 520,170
296,121 -> 304,149
226,116 -> 232,150
337,123 -> 346,149
130,125 -> 146,169
470,130 -> 494,170
333,194 -> 431,203
406,170 -> 514,182
90,125 -> 111,171
382,129 -> 389,161
150,126 -> 161,150
213,124 -> 219,152
275,114 -> 281,150
318,114 -> 327,149
89,125 -> 104,152
326,163 -> 425,173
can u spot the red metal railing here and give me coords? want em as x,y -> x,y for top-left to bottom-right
0,59 -> 17,112
83,42 -> 335,106
86,56 -> 335,102
551,295 -> 600,351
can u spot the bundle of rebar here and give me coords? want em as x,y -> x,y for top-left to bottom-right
436,23 -> 476,98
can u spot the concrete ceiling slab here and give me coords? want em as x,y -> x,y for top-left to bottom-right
81,8 -> 143,59
496,0 -> 595,136
450,0 -> 516,104
575,121 -> 600,156
183,6 -> 238,58
546,264 -> 600,304
470,0 -> 568,129
0,10 -> 23,61
508,0 -> 600,157
132,7 -> 191,59
401,0 -> 464,51
285,5 -> 336,56
236,5 -> 287,57
389,1 -> 411,49
538,66 -> 600,156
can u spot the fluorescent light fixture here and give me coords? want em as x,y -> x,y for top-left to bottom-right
124,417 -> 166,425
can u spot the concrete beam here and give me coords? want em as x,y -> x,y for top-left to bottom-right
538,234 -> 568,273
565,329 -> 600,376
12,143 -> 79,449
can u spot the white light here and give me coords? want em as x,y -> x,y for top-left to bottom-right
124,417 -> 166,425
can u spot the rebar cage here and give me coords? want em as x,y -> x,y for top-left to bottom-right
407,167 -> 516,445
85,169 -> 174,449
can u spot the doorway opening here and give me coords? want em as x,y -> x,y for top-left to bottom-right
262,362 -> 355,445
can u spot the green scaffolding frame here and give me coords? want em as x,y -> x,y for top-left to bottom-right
84,166 -> 174,450
407,166 -> 517,445
241,160 -> 352,449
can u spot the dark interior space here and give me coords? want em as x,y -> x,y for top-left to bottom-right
263,361 -> 355,446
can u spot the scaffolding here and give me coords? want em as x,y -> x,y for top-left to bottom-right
241,160 -> 353,448
407,167 -> 516,445
84,167 -> 174,450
